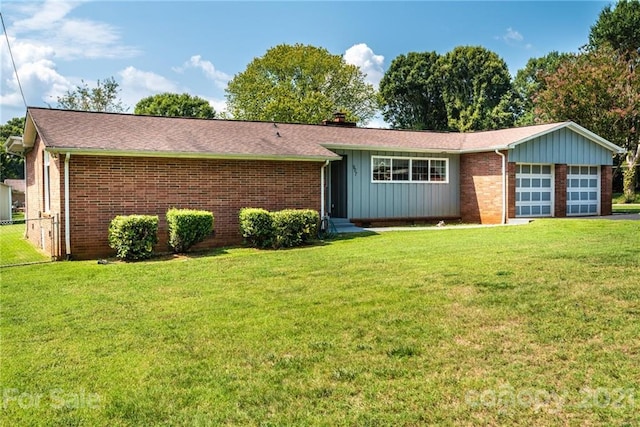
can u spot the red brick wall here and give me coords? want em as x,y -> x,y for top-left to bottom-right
66,156 -> 322,259
24,137 -> 61,258
600,165 -> 613,216
460,152 -> 506,224
554,164 -> 567,218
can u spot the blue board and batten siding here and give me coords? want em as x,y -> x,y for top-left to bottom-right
509,128 -> 614,165
332,149 -> 460,219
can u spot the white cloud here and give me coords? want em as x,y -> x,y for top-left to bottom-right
0,0 -> 138,120
174,55 -> 231,89
343,43 -> 385,88
118,66 -> 182,108
503,28 -> 524,43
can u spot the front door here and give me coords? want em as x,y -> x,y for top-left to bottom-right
330,157 -> 348,218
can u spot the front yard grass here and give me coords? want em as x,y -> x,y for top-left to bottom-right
0,223 -> 50,266
1,219 -> 639,425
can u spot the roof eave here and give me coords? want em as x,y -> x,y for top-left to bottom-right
45,147 -> 341,162
320,143 -> 460,154
506,122 -> 625,154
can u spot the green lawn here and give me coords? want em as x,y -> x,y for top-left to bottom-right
613,204 -> 640,214
1,220 -> 639,425
613,192 -> 640,204
0,223 -> 51,266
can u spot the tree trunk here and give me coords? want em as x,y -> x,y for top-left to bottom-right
623,151 -> 639,203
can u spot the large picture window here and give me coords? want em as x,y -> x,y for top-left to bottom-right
372,156 -> 448,183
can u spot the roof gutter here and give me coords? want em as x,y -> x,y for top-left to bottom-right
45,147 -> 340,162
64,152 -> 71,260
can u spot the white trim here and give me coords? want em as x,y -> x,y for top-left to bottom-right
43,150 -> 50,213
321,143 -> 459,155
371,155 -> 449,184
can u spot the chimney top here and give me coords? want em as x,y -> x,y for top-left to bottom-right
322,111 -> 356,127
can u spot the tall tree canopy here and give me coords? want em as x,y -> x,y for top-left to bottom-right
57,76 -> 127,113
588,0 -> 640,54
512,51 -> 570,125
535,47 -> 640,201
438,46 -> 515,132
378,51 -> 448,131
135,93 -> 215,118
0,117 -> 25,180
225,44 -> 377,125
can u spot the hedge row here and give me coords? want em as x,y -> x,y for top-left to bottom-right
108,209 -> 214,261
239,208 -> 319,249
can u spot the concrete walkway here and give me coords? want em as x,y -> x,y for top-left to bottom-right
330,213 -> 640,234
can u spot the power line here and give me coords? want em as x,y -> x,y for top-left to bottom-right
1,12 -> 28,110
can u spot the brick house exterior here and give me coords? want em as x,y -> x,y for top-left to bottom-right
6,108 -> 624,260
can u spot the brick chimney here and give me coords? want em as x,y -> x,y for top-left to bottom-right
322,111 -> 357,127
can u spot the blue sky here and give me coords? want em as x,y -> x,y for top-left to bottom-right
1,1 -> 609,126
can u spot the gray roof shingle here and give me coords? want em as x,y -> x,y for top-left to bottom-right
26,107 -> 615,159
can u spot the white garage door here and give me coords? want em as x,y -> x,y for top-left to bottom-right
567,165 -> 599,216
516,164 -> 553,217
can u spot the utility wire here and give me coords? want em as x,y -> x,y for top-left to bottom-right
1,12 -> 28,109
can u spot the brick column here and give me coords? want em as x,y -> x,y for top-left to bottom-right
600,165 -> 613,216
554,164 -> 567,218
460,152 -> 504,224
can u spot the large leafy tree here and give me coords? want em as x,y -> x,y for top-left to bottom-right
225,44 -> 377,125
438,46 -> 515,132
535,47 -> 640,201
134,93 -> 215,118
0,117 -> 25,180
57,76 -> 127,112
512,51 -> 570,125
379,51 -> 448,131
588,0 -> 640,54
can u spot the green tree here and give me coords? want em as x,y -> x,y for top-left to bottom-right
0,117 -> 25,180
57,76 -> 127,112
535,47 -> 640,201
588,0 -> 640,54
512,51 -> 570,125
134,93 -> 215,118
225,44 -> 377,125
438,46 -> 514,131
379,51 -> 448,130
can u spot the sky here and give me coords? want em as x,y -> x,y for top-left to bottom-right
0,0 -> 610,126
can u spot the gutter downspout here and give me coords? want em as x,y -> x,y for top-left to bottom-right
320,160 -> 329,219
495,149 -> 507,225
64,152 -> 71,259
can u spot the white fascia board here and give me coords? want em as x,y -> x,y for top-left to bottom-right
44,147 -> 342,162
320,143 -> 460,155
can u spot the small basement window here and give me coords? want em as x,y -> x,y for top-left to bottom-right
372,156 -> 448,183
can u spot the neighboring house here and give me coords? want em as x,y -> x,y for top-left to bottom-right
3,179 -> 26,209
4,107 -> 624,260
0,183 -> 11,222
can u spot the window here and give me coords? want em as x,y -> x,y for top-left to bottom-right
43,151 -> 51,212
372,156 -> 449,183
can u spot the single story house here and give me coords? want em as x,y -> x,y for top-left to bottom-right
5,107 -> 624,260
3,179 -> 26,209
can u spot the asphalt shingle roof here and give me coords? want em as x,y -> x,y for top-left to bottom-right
26,107 -> 574,159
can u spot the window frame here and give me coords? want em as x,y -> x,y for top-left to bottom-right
371,155 -> 449,184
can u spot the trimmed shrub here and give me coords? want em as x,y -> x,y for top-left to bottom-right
166,208 -> 214,253
239,208 -> 274,248
272,209 -> 320,248
108,215 -> 159,261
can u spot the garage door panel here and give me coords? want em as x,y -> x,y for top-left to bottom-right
515,163 -> 553,218
567,165 -> 599,216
